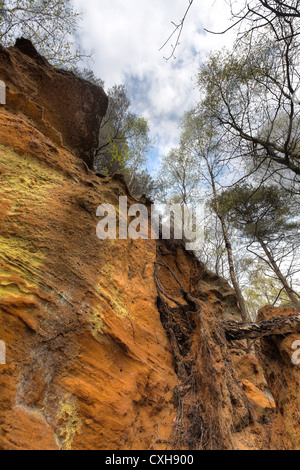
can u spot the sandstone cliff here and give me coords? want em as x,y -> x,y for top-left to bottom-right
0,41 -> 299,450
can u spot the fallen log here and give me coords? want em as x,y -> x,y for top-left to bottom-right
222,313 -> 300,341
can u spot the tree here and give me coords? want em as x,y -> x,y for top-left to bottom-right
96,114 -> 153,193
0,2 -> 5,20
125,117 -> 153,190
93,84 -> 153,196
128,169 -> 157,200
157,146 -> 200,205
95,84 -> 131,166
76,72 -> 154,197
195,208 -> 228,278
198,34 -> 300,186
74,68 -> 104,88
0,0 -> 84,68
240,259 -> 292,318
158,109 -> 249,320
218,0 -> 300,40
247,0 -> 300,20
218,184 -> 300,307
184,111 -> 250,320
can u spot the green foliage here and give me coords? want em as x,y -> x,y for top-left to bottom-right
126,117 -> 153,183
242,262 -> 293,319
197,34 -> 300,181
217,184 -> 299,243
129,169 -> 157,199
74,71 -> 154,197
157,145 -> 201,205
216,183 -> 300,306
94,84 -> 153,196
0,0 -> 84,68
95,84 -> 131,175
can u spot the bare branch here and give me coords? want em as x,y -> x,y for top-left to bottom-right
159,0 -> 194,61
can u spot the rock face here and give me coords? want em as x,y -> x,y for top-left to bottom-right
0,112 -> 178,450
0,42 -> 299,450
258,306 -> 300,449
0,38 -> 108,168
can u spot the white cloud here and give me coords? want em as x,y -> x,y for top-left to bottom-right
72,0 -> 236,169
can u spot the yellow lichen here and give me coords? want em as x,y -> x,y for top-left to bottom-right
89,306 -> 105,339
0,235 -> 45,270
89,264 -> 130,338
0,145 -> 64,191
96,282 -> 129,319
110,284 -> 129,318
0,282 -> 36,302
0,237 -> 44,306
101,263 -> 111,278
57,395 -> 82,451
0,145 -> 64,303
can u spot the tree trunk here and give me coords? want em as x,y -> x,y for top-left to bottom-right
208,166 -> 249,321
219,216 -> 249,320
256,234 -> 300,308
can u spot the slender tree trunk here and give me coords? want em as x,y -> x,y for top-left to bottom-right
218,211 -> 249,321
208,166 -> 249,321
256,234 -> 300,308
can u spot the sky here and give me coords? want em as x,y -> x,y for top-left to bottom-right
72,0 -> 237,172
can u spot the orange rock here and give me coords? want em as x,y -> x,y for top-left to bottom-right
0,39 -> 108,168
242,379 -> 276,411
258,306 -> 300,449
0,42 -> 296,451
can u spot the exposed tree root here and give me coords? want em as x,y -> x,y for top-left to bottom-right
222,313 -> 300,342
154,243 -> 254,450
